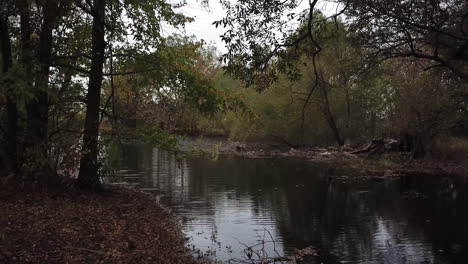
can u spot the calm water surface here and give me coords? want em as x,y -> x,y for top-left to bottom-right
107,145 -> 468,264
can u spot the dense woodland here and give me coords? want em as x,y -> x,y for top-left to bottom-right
0,0 -> 467,191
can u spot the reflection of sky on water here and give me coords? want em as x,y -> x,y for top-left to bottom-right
108,145 -> 468,263
183,195 -> 285,261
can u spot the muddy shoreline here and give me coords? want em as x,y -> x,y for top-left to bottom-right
178,137 -> 468,179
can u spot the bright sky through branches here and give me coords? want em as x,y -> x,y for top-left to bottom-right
165,1 -> 339,53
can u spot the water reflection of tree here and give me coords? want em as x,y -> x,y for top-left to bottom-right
270,173 -> 468,263
115,148 -> 468,263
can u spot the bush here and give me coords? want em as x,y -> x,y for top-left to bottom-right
432,137 -> 468,160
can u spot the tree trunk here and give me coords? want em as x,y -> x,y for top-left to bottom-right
411,135 -> 426,159
319,84 -> 344,146
16,0 -> 33,177
77,0 -> 106,190
21,0 -> 58,182
325,111 -> 345,147
0,14 -> 18,172
18,0 -> 32,65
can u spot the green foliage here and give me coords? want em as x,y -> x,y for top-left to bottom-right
0,0 -> 220,184
1,0 -> 467,189
343,0 -> 468,81
211,142 -> 222,161
199,15 -> 468,150
432,136 -> 468,160
376,60 -> 467,147
137,125 -> 178,151
0,65 -> 34,105
110,35 -> 223,117
201,19 -> 380,144
215,0 -> 307,89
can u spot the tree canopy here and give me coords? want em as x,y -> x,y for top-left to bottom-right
0,0 -> 224,189
1,0 -> 467,190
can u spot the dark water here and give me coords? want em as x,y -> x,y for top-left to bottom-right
107,145 -> 468,263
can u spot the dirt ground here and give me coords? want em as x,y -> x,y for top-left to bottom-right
0,186 -> 203,264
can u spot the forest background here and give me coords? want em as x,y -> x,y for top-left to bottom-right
0,0 -> 467,190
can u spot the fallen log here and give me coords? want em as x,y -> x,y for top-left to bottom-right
350,139 -> 399,155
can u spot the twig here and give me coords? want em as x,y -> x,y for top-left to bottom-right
264,228 -> 284,263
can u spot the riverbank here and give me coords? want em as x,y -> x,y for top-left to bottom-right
180,137 -> 468,179
0,185 -> 203,264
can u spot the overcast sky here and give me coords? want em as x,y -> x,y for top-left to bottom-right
166,1 -> 228,52
165,1 -> 338,53
163,1 -> 340,54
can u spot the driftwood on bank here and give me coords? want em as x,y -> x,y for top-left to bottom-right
350,139 -> 400,155
349,136 -> 428,159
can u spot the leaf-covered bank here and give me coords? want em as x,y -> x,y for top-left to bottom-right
0,186 -> 203,264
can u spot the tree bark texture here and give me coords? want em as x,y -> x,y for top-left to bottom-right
21,0 -> 59,182
319,84 -> 344,146
0,13 -> 18,172
77,0 -> 106,190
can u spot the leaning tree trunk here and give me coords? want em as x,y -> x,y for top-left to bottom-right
319,84 -> 344,146
77,0 -> 106,190
325,111 -> 345,147
0,14 -> 18,172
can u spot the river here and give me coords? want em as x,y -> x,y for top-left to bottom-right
107,144 -> 468,264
